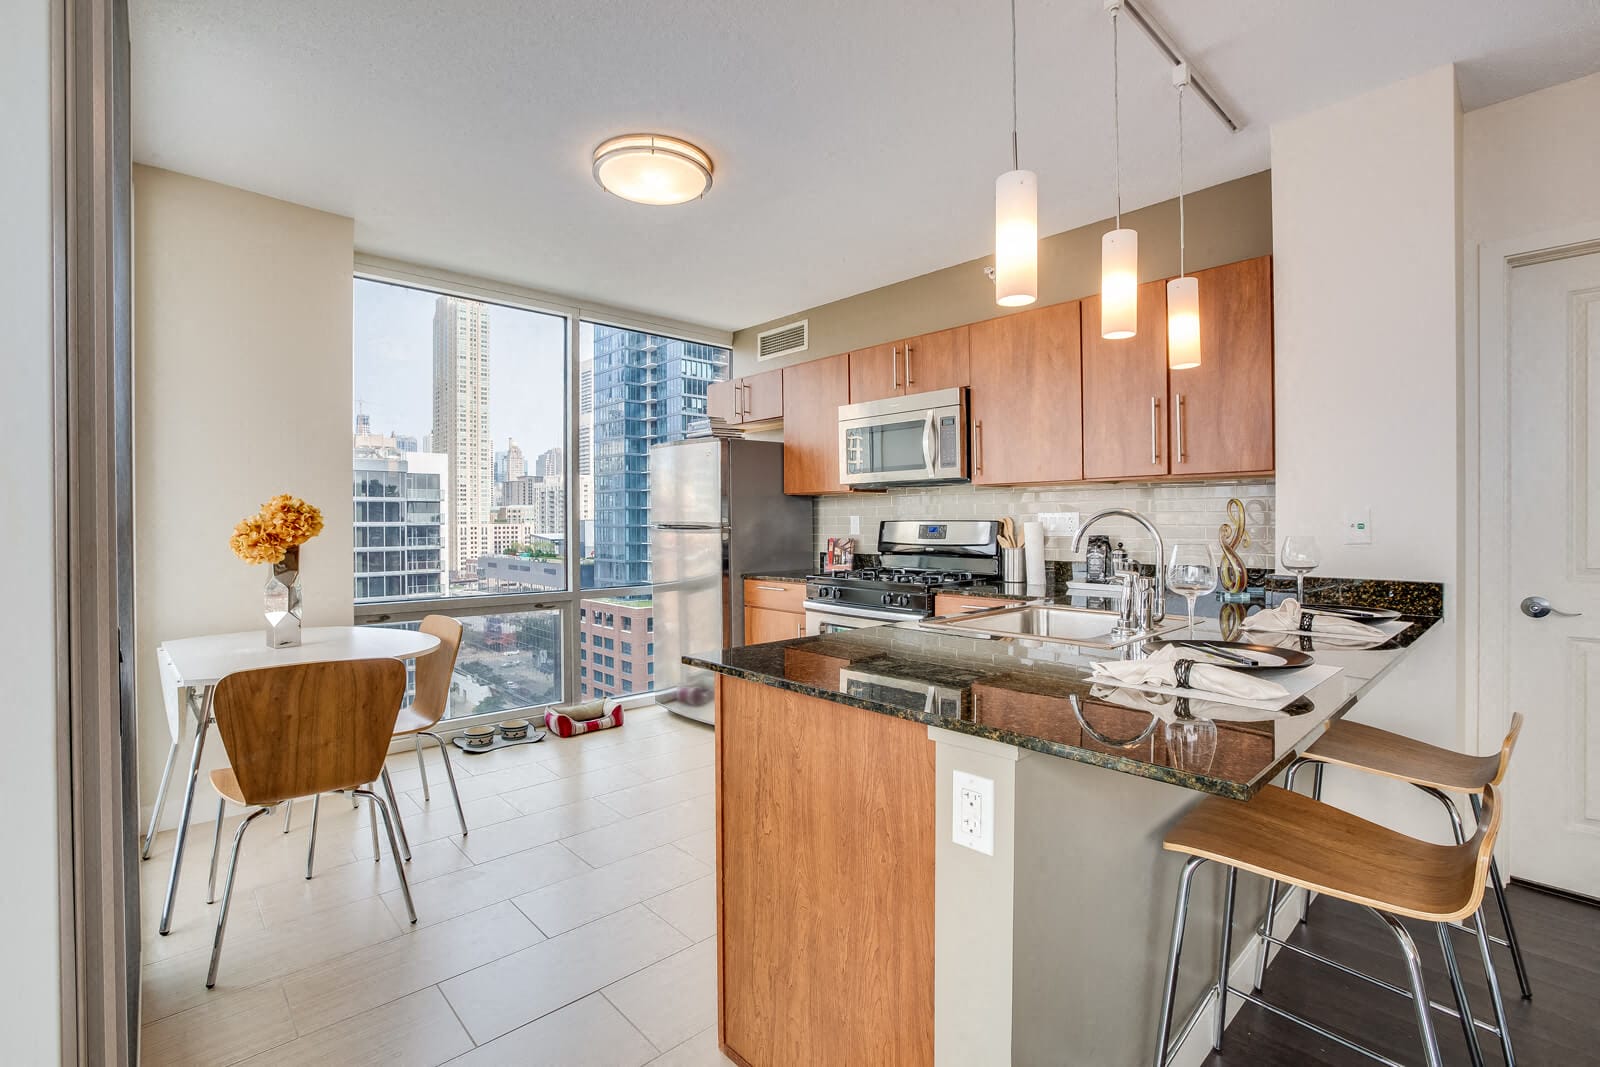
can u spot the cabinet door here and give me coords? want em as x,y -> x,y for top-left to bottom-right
707,377 -> 740,424
847,341 -> 903,402
1081,281 -> 1170,480
782,353 -> 851,494
742,368 -> 785,422
968,302 -> 1082,484
901,325 -> 969,394
1169,256 -> 1274,476
744,605 -> 805,644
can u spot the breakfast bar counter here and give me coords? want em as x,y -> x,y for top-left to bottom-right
686,582 -> 1443,1066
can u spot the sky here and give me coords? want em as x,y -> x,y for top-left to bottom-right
352,277 -> 570,461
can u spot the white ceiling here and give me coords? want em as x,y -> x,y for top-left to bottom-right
131,0 -> 1600,332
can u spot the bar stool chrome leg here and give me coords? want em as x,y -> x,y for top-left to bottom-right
1153,856 -> 1207,1067
1372,909 -> 1444,1067
1437,920 -> 1486,1067
1214,867 -> 1237,1052
1473,793 -> 1532,999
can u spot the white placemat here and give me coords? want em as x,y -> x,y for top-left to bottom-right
1093,663 -> 1344,713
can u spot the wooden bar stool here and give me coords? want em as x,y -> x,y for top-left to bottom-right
1275,714 -> 1530,1002
1152,783 -> 1506,1067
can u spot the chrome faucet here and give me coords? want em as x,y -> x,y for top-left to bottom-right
1072,508 -> 1167,633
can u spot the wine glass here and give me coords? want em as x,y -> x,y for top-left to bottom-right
1165,543 -> 1218,637
1280,536 -> 1322,604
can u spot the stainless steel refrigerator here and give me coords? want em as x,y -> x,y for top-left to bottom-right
650,438 -> 814,724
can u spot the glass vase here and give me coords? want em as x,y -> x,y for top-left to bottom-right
264,546 -> 304,648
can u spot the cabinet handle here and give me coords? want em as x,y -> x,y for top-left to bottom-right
798,621 -> 806,638
755,584 -> 788,592
975,419 -> 984,473
733,381 -> 742,419
891,345 -> 900,390
905,343 -> 914,385
743,381 -> 751,417
1175,393 -> 1186,463
1150,397 -> 1161,465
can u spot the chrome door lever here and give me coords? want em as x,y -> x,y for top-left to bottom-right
1521,595 -> 1582,619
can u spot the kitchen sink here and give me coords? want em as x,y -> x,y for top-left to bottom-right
923,603 -> 1183,649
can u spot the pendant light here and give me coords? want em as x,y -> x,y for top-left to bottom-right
1100,3 -> 1138,339
995,0 -> 1037,307
1167,66 -> 1200,369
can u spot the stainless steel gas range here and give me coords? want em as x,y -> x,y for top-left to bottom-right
803,519 -> 1001,635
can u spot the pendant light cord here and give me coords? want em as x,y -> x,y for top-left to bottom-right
1111,5 -> 1121,227
1177,80 -> 1185,278
1010,0 -> 1019,170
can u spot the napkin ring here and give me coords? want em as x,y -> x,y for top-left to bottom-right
1173,658 -> 1195,690
1298,612 -> 1317,632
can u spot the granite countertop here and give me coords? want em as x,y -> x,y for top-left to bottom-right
685,592 -> 1440,799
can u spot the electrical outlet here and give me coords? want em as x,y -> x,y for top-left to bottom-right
1344,508 -> 1373,546
849,515 -> 861,535
1039,512 -> 1081,539
951,770 -> 995,855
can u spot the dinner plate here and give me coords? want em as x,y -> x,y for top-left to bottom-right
1300,603 -> 1403,622
1144,640 -> 1314,671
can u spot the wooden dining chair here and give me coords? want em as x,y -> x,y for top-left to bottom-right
202,658 -> 416,989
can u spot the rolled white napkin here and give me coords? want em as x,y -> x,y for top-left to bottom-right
1088,684 -> 1294,724
1091,645 -> 1289,702
1244,598 -> 1385,640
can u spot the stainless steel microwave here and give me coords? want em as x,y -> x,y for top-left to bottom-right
837,387 -> 969,488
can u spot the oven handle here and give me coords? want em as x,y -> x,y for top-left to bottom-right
803,599 -> 920,622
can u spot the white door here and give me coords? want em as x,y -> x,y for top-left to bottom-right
1507,249 -> 1600,895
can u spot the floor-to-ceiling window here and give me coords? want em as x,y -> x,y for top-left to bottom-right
352,271 -> 728,721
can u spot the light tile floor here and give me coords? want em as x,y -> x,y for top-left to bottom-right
140,705 -> 732,1067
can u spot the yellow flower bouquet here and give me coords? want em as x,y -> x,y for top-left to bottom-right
230,494 -> 324,567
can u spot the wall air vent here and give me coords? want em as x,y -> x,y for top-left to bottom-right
756,319 -> 808,362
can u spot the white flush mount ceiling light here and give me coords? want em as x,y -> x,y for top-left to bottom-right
1167,65 -> 1200,370
994,0 -> 1037,308
1101,1 -> 1138,340
592,134 -> 713,206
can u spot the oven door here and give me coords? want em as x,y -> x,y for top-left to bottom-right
838,390 -> 967,487
803,601 -> 918,636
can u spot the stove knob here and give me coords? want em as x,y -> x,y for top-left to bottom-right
895,593 -> 911,608
817,586 -> 831,599
881,593 -> 894,606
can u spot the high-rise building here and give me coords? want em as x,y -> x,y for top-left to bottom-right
432,296 -> 493,578
534,446 -> 563,478
352,446 -> 447,602
505,438 -> 527,481
578,596 -> 653,700
500,474 -> 565,533
394,433 -> 419,453
588,327 -> 727,587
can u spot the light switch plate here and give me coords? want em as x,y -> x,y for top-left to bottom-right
1039,512 -> 1081,539
1344,508 -> 1373,546
951,770 -> 995,855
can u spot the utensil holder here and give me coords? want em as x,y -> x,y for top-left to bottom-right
1001,546 -> 1026,584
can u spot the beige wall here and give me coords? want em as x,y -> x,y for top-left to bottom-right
0,0 -> 63,1056
731,171 -> 1272,376
133,166 -> 357,827
1270,65 -> 1464,835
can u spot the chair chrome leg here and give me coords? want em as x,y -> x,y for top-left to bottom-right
423,731 -> 467,837
305,794 -> 321,880
356,788 -> 416,924
380,766 -> 411,861
281,797 -> 293,833
1373,909 -> 1443,1067
142,739 -> 181,860
207,806 -> 271,988
1416,785 -> 1467,845
1471,793 -> 1533,999
1214,866 -> 1238,1052
1473,906 -> 1517,1066
1438,921 -> 1486,1067
415,735 -> 430,802
206,797 -> 226,904
368,785 -> 381,861
1152,856 -> 1206,1067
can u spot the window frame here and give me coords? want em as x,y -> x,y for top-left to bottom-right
350,256 -> 731,727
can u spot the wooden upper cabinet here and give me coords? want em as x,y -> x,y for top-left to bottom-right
902,326 -> 969,394
706,378 -> 738,424
782,353 -> 851,495
709,368 -> 783,425
968,302 -> 1082,485
848,327 -> 970,402
1169,255 -> 1274,476
1081,281 -> 1171,480
848,341 -> 902,403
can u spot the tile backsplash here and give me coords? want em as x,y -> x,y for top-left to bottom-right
815,479 -> 1276,571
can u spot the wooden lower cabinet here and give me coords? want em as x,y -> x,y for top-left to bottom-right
744,604 -> 805,644
717,675 -> 935,1066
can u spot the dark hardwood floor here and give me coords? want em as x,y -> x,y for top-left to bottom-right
1203,883 -> 1599,1066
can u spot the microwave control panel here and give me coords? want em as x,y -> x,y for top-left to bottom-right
937,415 -> 959,469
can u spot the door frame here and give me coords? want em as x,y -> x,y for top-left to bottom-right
1467,224 -> 1600,872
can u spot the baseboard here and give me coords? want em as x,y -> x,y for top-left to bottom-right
1165,886 -> 1310,1067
